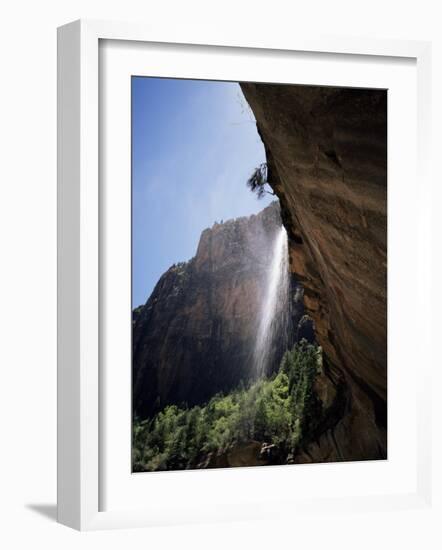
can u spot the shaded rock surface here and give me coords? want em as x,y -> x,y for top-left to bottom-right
133,203 -> 303,419
198,441 -> 270,469
240,83 -> 387,461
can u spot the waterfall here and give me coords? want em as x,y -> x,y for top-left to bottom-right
253,225 -> 290,378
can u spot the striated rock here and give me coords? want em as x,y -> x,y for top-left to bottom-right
240,83 -> 387,461
133,203 -> 303,419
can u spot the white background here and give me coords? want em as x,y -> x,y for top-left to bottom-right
0,0 -> 441,548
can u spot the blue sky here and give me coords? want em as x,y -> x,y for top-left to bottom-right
132,77 -> 272,307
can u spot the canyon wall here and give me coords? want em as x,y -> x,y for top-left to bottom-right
133,203 -> 302,419
240,83 -> 387,461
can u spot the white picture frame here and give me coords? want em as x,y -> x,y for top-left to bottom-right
57,19 -> 432,531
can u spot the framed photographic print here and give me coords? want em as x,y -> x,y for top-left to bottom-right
57,19 -> 432,530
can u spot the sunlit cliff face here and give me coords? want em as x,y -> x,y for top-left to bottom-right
133,202 -> 302,419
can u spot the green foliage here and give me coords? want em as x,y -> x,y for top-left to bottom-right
133,340 -> 322,471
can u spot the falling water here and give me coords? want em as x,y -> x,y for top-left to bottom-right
253,226 -> 290,378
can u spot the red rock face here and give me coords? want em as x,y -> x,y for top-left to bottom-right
240,83 -> 387,461
133,203 -> 301,419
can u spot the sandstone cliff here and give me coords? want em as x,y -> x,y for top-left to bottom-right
133,203 -> 303,419
240,83 -> 387,461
